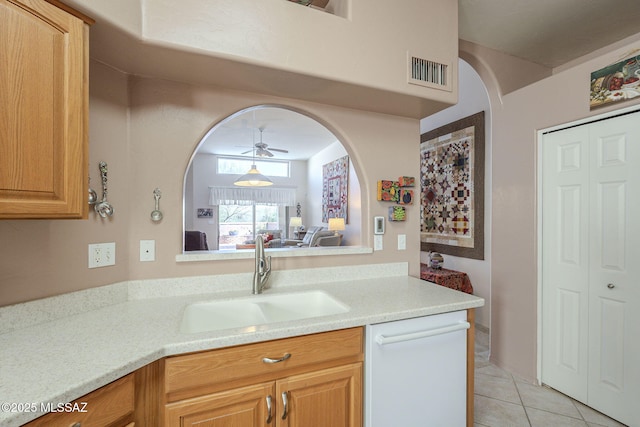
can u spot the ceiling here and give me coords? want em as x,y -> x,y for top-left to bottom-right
458,0 -> 640,69
198,107 -> 338,161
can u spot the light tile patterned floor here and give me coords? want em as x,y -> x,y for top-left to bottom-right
473,330 -> 628,427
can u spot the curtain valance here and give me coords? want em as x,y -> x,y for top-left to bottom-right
209,186 -> 296,206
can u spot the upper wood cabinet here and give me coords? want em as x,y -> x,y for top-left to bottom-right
0,0 -> 92,219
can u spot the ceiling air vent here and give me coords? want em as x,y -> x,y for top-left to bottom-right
407,53 -> 452,91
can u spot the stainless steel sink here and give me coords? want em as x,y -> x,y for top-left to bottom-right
180,290 -> 350,334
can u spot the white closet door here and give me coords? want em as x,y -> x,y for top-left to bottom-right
586,114 -> 640,426
542,111 -> 640,427
541,126 -> 590,402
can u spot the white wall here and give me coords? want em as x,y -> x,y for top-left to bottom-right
420,59 -> 492,329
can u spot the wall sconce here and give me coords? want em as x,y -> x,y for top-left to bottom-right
328,217 -> 345,236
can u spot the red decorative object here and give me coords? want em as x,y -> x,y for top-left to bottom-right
420,264 -> 474,294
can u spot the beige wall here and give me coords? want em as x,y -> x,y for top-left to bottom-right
63,0 -> 457,118
462,36 -> 640,381
0,60 -> 421,306
0,61 -> 130,305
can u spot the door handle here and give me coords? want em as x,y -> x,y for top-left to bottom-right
266,395 -> 273,424
281,391 -> 289,420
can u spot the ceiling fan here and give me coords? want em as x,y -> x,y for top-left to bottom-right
242,129 -> 289,158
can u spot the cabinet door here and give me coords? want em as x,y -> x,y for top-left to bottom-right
277,363 -> 362,427
0,0 -> 88,218
165,382 -> 275,427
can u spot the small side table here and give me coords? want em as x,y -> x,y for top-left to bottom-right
420,264 -> 474,294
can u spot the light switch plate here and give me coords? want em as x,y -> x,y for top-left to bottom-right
140,240 -> 156,262
397,234 -> 406,250
374,235 -> 383,251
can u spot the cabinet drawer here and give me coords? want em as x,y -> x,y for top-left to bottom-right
23,374 -> 134,426
165,328 -> 363,400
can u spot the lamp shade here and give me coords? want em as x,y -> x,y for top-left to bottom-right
234,165 -> 273,187
328,217 -> 345,232
289,216 -> 303,228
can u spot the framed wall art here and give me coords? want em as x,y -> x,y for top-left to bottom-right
420,111 -> 485,260
197,208 -> 213,218
590,54 -> 640,110
322,155 -> 349,222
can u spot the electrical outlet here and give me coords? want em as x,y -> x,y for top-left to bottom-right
88,243 -> 116,268
140,240 -> 155,262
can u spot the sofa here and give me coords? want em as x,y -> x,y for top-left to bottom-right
284,226 -> 342,247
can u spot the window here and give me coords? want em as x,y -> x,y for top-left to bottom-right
218,204 -> 284,250
217,157 -> 289,178
210,187 -> 295,250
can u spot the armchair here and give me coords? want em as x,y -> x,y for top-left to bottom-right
284,226 -> 324,247
312,231 -> 343,247
185,231 -> 209,251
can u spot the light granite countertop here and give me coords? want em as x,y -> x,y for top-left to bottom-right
0,263 -> 483,426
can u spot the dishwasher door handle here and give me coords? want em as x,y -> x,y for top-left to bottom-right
375,321 -> 470,345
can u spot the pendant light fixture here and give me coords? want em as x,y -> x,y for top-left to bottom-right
234,129 -> 273,187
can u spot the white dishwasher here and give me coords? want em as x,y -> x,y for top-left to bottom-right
365,310 -> 469,427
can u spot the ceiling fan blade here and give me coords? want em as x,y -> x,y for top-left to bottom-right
241,149 -> 252,155
269,148 -> 289,153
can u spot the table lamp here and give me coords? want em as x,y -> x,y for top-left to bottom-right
289,216 -> 302,238
328,217 -> 345,236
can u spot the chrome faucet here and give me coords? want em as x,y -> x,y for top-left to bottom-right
252,235 -> 272,294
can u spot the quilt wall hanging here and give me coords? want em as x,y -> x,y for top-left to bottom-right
322,155 -> 349,223
420,111 -> 485,260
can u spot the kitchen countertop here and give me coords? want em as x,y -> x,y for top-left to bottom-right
0,262 -> 483,426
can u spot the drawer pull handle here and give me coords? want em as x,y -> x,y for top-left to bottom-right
262,353 -> 291,364
281,391 -> 289,420
266,395 -> 273,424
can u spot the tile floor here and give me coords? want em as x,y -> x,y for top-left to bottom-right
473,329 -> 628,427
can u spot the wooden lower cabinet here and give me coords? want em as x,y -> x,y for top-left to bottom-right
163,328 -> 364,427
22,374 -> 135,427
165,364 -> 361,427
